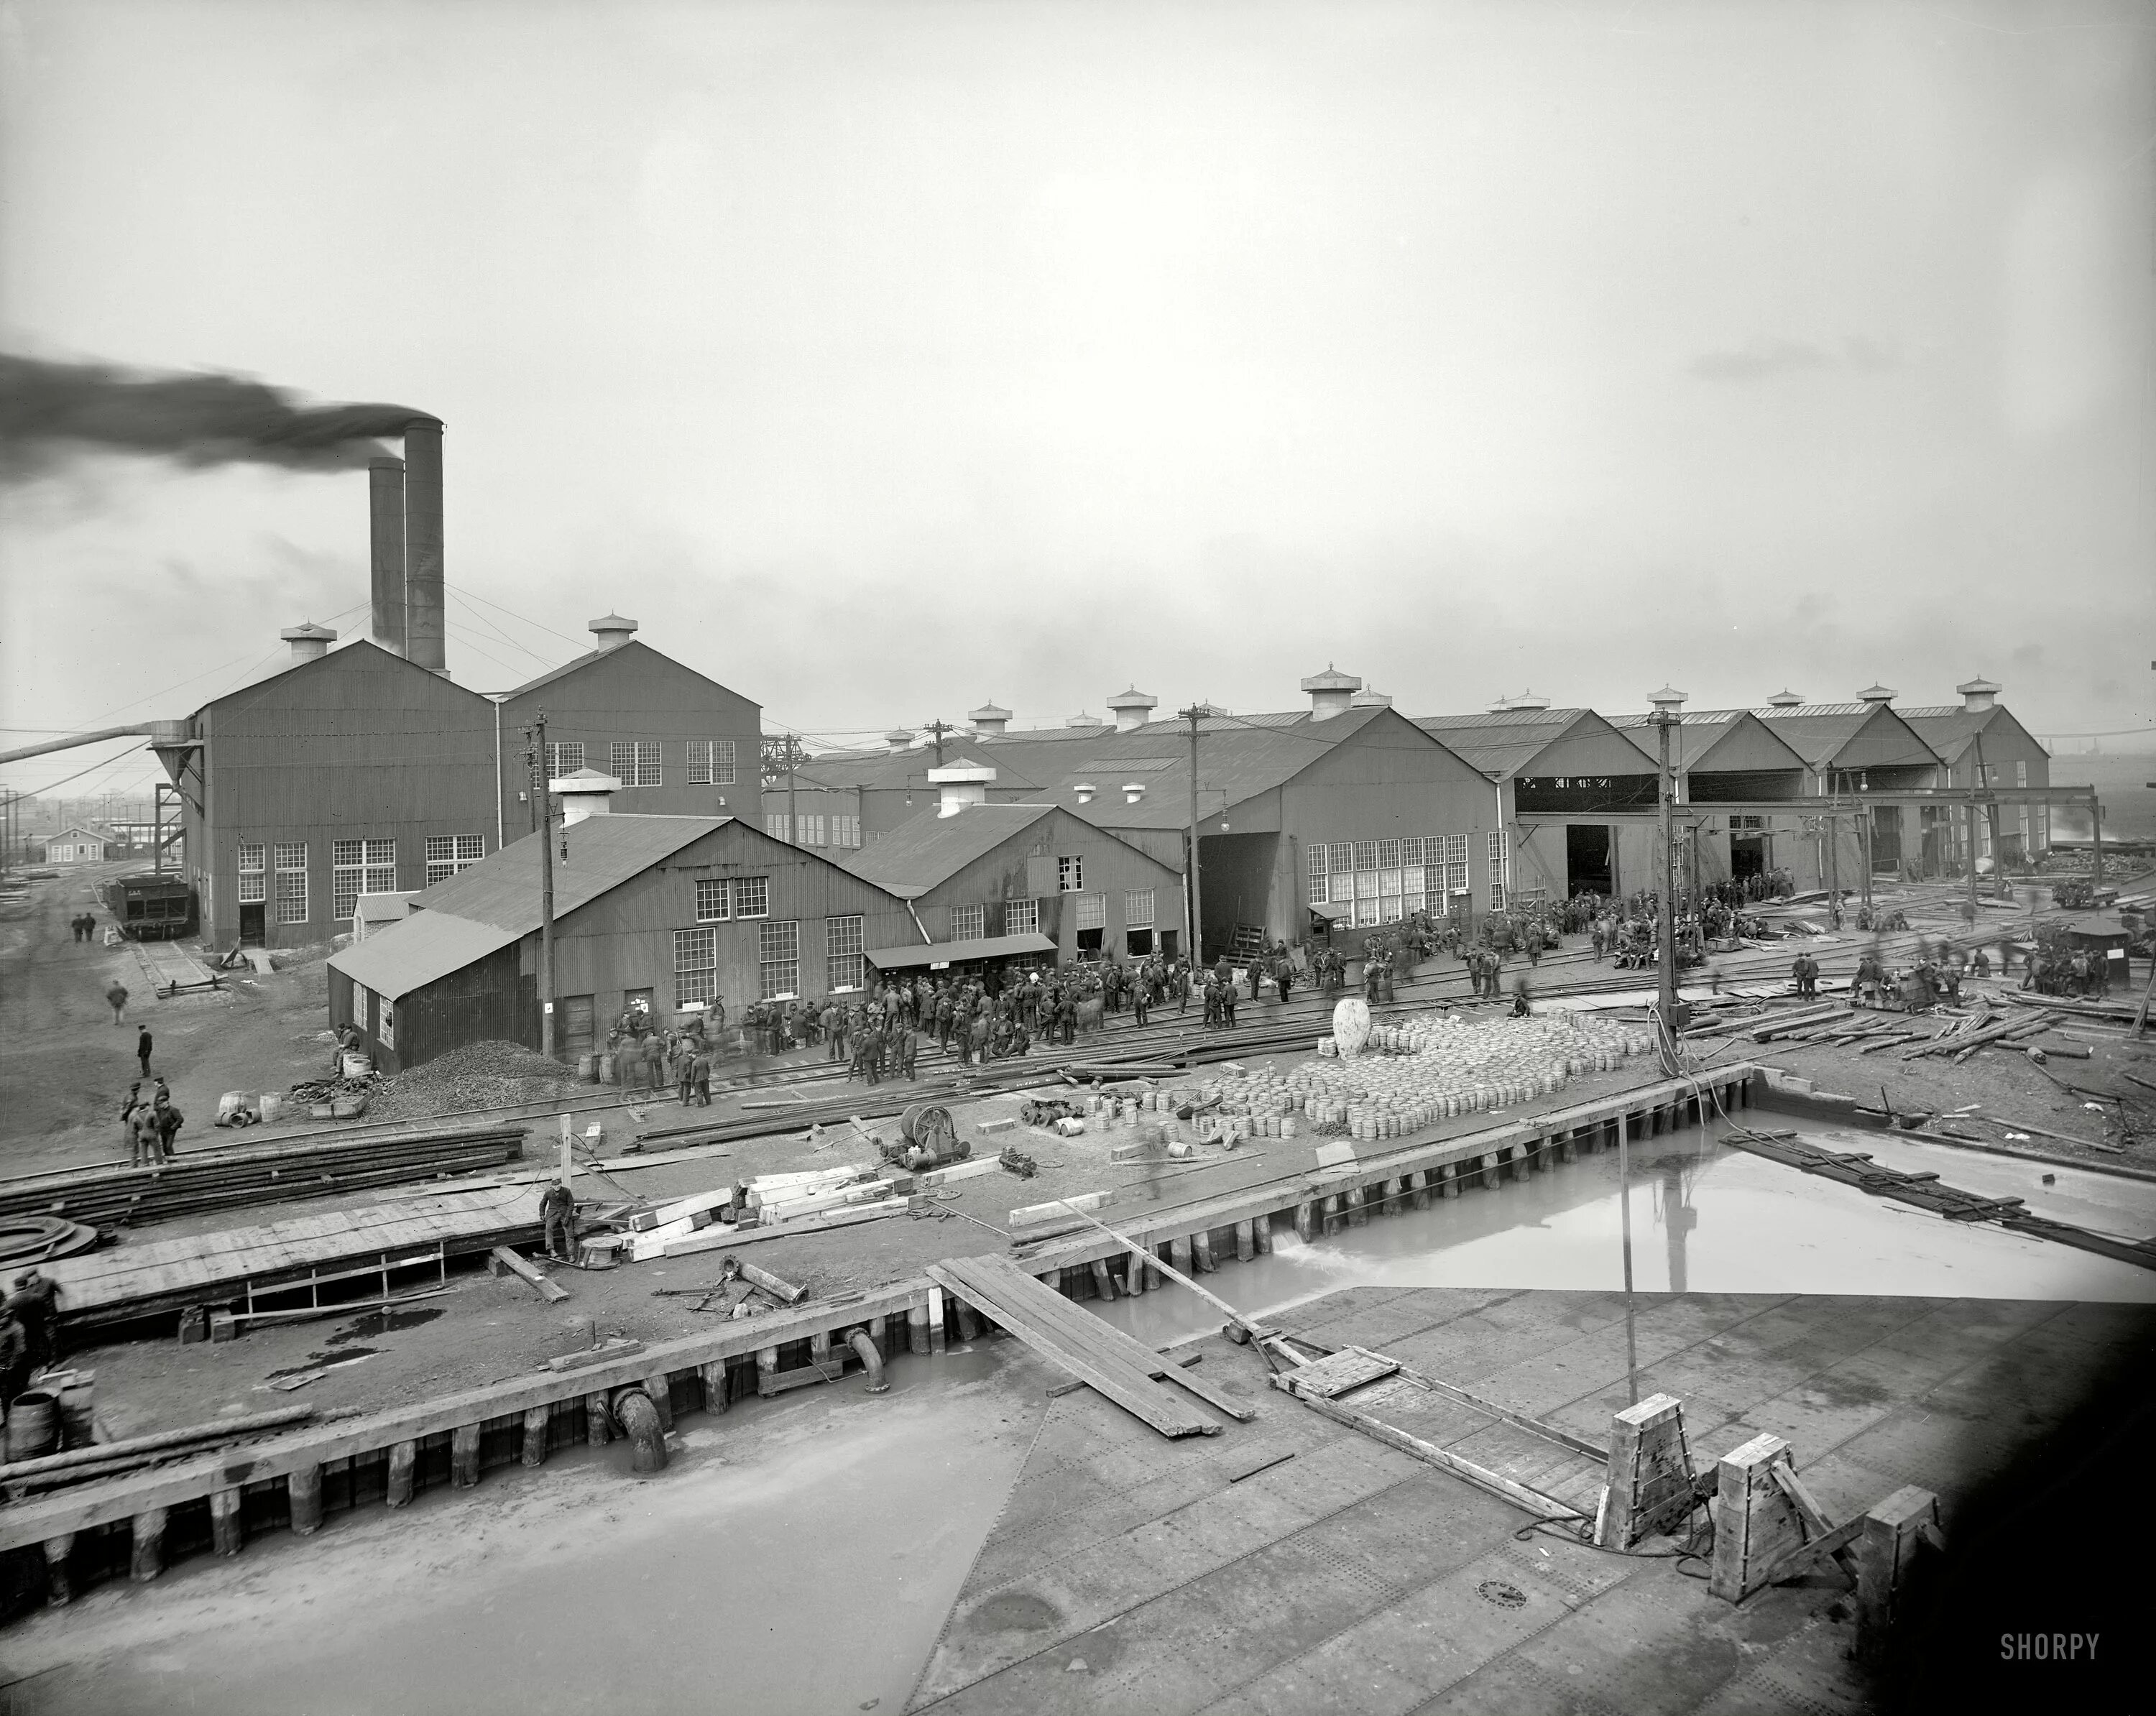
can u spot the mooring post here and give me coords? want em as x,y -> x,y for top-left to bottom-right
521,1404 -> 553,1467
1091,1258 -> 1120,1300
451,1423 -> 482,1488
288,1463 -> 324,1536
1856,1486 -> 1944,1659
1125,1245 -> 1148,1295
586,1392 -> 614,1444
700,1360 -> 729,1413
386,1440 -> 417,1508
759,1344 -> 781,1390
1192,1230 -> 1217,1272
1479,1152 -> 1501,1191
210,1486 -> 245,1557
1594,1393 -> 1695,1549
1294,1200 -> 1316,1240
1409,1170 -> 1431,1211
811,1329 -> 834,1372
867,1315 -> 888,1355
1317,1194 -> 1340,1233
1235,1219 -> 1255,1261
1253,1213 -> 1273,1254
927,1286 -> 947,1354
129,1508 -> 168,1582
1557,1130 -> 1577,1164
1347,1186 -> 1368,1227
41,1535 -> 73,1606
1170,1235 -> 1194,1276
906,1303 -> 930,1356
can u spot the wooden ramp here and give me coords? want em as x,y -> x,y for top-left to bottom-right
1271,1342 -> 1608,1523
43,1187 -> 544,1325
926,1254 -> 1235,1439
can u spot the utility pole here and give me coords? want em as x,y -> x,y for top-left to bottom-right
1858,791 -> 1872,915
923,719 -> 955,768
786,734 -> 801,845
1180,704 -> 1207,967
1649,687 -> 1684,1065
527,711 -> 558,1061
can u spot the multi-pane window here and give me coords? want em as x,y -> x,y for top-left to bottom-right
765,814 -> 791,841
1005,898 -> 1039,936
273,842 -> 308,924
1488,830 -> 1508,911
377,998 -> 395,1051
424,834 -> 485,885
1376,839 -> 1400,870
237,841 -> 266,905
1057,855 -> 1084,892
2014,761 -> 2028,787
758,921 -> 799,1000
1400,837 -> 1423,867
826,915 -> 864,990
1125,890 -> 1156,928
1073,892 -> 1106,931
695,878 -> 731,922
1306,842 -> 1329,905
332,838 -> 397,919
831,815 -> 862,849
798,814 -> 826,847
734,876 -> 769,919
674,928 -> 718,1007
1441,834 -> 1470,893
1353,840 -> 1377,872
688,740 -> 737,786
545,742 -> 584,778
949,904 -> 986,941
609,741 -> 661,787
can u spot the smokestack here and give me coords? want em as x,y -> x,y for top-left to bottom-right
403,419 -> 446,674
281,622 -> 336,665
1107,687 -> 1158,733
368,456 -> 407,657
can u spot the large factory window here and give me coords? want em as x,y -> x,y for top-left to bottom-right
1073,891 -> 1106,954
609,741 -> 662,787
688,739 -> 737,786
274,843 -> 308,924
674,928 -> 718,1007
765,813 -> 791,841
332,839 -> 397,920
424,835 -> 485,885
949,904 -> 986,941
826,915 -> 864,990
1125,889 -> 1156,928
237,842 -> 266,905
758,921 -> 799,1000
1057,855 -> 1084,892
695,878 -> 731,921
734,876 -> 769,919
1488,830 -> 1508,911
798,814 -> 826,847
1003,898 -> 1038,936
1306,843 -> 1328,905
546,742 -> 583,778
831,815 -> 862,849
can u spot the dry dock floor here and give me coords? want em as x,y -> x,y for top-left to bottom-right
911,1284 -> 2152,1715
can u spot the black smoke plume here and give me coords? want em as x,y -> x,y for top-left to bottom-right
0,352 -> 436,482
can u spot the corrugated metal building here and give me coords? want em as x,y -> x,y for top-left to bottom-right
176,635 -> 500,951
1605,709 -> 1812,889
494,616 -> 763,829
1899,678 -> 2052,871
839,801 -> 1187,970
326,811 -> 916,1071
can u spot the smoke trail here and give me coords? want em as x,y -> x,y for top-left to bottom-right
0,352 -> 436,482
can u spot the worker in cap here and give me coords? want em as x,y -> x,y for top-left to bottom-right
540,1179 -> 579,1263
8,1271 -> 57,1372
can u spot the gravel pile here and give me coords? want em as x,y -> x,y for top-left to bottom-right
364,1039 -> 579,1124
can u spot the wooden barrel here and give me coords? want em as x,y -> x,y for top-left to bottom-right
577,1054 -> 598,1082
258,1093 -> 283,1125
6,1390 -> 60,1461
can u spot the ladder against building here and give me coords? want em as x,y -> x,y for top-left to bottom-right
1230,923 -> 1270,961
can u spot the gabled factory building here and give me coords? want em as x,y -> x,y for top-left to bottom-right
839,798 -> 1187,976
1899,678 -> 2053,870
926,670 -> 1502,960
327,785 -> 916,1072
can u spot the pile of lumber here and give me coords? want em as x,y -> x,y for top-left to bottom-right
0,1126 -> 528,1230
1901,1009 -> 2047,1063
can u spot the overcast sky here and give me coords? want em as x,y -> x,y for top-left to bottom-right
3,0 -> 2152,801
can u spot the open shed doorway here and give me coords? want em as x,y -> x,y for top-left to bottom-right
1565,824 -> 1613,898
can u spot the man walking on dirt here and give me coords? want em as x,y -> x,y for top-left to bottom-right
105,980 -> 129,1025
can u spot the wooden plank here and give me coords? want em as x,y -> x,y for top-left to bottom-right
1276,1382 -> 1583,1523
1281,1347 -> 1401,1399
661,1200 -> 904,1258
1376,1353 -> 1610,1461
926,1261 -> 1218,1439
488,1247 -> 571,1304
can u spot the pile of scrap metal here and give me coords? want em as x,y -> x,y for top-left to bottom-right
648,1255 -> 807,1318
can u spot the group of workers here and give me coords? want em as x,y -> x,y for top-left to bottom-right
120,1078 -> 183,1166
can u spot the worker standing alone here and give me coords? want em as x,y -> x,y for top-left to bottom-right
106,981 -> 129,1025
136,1025 -> 153,1079
540,1180 -> 579,1263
